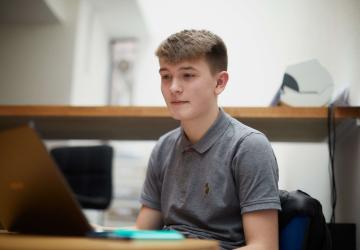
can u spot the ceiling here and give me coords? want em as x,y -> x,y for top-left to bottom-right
0,0 -> 148,39
0,0 -> 60,24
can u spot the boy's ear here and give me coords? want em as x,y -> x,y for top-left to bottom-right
214,71 -> 229,95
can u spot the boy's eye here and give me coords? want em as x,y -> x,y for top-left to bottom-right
161,74 -> 171,80
183,73 -> 195,79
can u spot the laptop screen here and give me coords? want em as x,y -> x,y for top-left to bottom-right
0,126 -> 93,236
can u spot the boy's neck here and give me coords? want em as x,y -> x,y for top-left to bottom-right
180,106 -> 220,144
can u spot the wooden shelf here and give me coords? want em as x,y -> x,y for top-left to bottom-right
0,105 -> 359,142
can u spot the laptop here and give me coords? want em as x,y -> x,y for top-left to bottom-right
0,125 -> 93,236
0,125 -> 184,240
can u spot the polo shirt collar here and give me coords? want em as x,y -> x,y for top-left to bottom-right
179,108 -> 231,154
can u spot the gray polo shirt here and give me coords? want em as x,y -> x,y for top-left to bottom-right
140,109 -> 281,250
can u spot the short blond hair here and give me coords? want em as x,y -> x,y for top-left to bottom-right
155,29 -> 227,74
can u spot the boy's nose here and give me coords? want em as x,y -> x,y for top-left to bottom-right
169,79 -> 183,94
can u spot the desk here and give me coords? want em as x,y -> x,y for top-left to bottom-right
0,234 -> 218,250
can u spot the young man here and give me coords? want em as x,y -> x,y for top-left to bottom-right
136,29 -> 281,250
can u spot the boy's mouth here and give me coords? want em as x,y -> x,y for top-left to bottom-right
171,101 -> 189,105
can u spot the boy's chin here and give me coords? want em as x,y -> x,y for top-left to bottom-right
166,105 -> 199,122
169,113 -> 184,121
170,113 -> 198,122
168,109 -> 190,121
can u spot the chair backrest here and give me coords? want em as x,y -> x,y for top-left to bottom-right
279,190 -> 332,250
50,145 -> 113,210
280,215 -> 310,250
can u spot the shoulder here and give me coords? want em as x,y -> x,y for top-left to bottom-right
223,115 -> 276,168
225,114 -> 271,149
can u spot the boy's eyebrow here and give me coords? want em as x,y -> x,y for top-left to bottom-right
159,68 -> 168,73
179,66 -> 198,71
159,66 -> 198,73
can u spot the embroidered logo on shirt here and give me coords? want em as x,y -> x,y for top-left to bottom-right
204,182 -> 210,195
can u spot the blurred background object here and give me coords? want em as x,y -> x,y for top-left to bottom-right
271,59 -> 334,107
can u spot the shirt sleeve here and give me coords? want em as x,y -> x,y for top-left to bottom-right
232,132 -> 281,214
140,142 -> 162,211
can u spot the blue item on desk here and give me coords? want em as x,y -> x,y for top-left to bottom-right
89,229 -> 184,240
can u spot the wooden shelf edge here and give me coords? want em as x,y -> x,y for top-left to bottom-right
0,105 -> 340,119
1,105 -> 357,119
334,106 -> 360,119
0,105 -> 170,117
0,105 -> 358,142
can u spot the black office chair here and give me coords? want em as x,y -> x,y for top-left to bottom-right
50,145 -> 113,211
279,190 -> 332,250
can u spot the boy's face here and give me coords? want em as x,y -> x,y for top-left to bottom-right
159,57 -> 227,122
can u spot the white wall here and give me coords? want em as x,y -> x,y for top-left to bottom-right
349,1 -> 360,105
70,0 -> 149,106
0,1 -> 79,105
70,0 -> 109,105
135,0 -> 360,107
0,0 -> 110,106
134,0 -> 360,222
